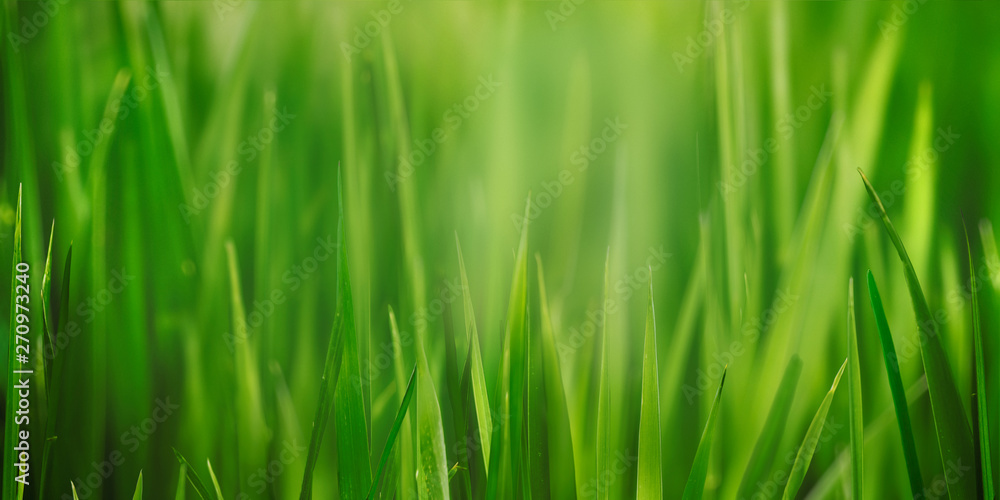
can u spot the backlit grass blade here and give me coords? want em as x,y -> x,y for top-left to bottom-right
367,364 -> 417,500
597,249 -> 612,500
40,245 -> 72,499
860,170 -> 975,499
3,185 -> 22,500
456,234 -> 492,471
681,366 -> 726,500
535,255 -> 577,497
388,308 -> 415,500
72,483 -> 80,500
505,196 -> 531,497
40,221 -> 54,386
965,224 -> 995,499
176,463 -> 187,500
173,449 -> 214,500
133,471 -> 144,500
636,270 -> 661,499
736,355 -> 803,499
866,271 -> 923,496
781,359 -> 847,500
847,278 -> 864,499
299,171 -> 353,499
207,459 -> 223,499
415,340 -> 451,499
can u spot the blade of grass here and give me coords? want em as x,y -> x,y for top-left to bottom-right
866,270 -> 923,496
40,245 -> 72,500
681,366 -> 726,500
847,278 -> 864,499
781,359 -> 848,500
597,249 -> 612,500
860,170 -> 975,499
207,459 -> 223,499
299,171 -> 354,499
388,308 -> 415,500
173,449 -> 214,500
3,185 -> 22,500
133,471 -> 144,500
965,223 -> 995,499
176,463 -> 187,500
535,255 -> 577,497
39,221 -> 54,386
505,196 -> 531,498
367,364 -> 417,500
735,355 -> 803,499
637,270 -> 661,499
414,340 -> 451,499
524,293 -> 549,499
456,234 -> 492,472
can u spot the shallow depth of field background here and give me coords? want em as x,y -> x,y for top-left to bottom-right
1,1 -> 999,498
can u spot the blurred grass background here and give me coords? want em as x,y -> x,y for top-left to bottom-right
1,0 -> 999,498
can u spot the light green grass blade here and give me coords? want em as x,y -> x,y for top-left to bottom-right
173,449 -> 214,500
224,241 -> 267,471
367,364 -> 417,500
132,471 -> 144,500
535,255 -> 577,497
681,366 -> 726,500
456,234 -> 492,471
39,221 -> 54,385
781,359 -> 847,500
847,278 -> 864,499
3,185 -> 22,500
206,459 -> 223,499
736,355 -> 803,499
597,249 -> 612,500
637,270 -> 661,499
40,245 -> 72,499
860,170 -> 975,499
966,224 -> 995,499
388,308 -> 415,500
72,482 -> 79,500
866,271 -> 923,496
524,294 -> 550,499
175,463 -> 187,500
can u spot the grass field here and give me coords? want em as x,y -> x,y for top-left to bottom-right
2,0 -> 999,498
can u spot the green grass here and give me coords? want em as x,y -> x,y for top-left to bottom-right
2,2 -> 999,498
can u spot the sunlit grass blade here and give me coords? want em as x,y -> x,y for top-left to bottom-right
173,449 -> 214,500
736,355 -> 802,499
596,249 -> 612,500
965,224 -> 995,499
176,463 -> 187,500
133,471 -> 143,500
414,340 -> 451,499
367,364 -> 417,500
636,270 -> 661,499
681,366 -> 726,500
847,278 -> 864,499
781,359 -> 847,500
388,308 -> 415,500
207,459 -> 223,499
866,270 -> 923,496
456,234 -> 492,472
72,482 -> 79,500
39,221 -> 54,385
535,255 -> 577,497
860,170 -> 975,498
3,185 -> 22,500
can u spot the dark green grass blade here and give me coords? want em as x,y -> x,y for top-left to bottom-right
3,185 -> 22,500
524,294 -> 550,499
847,278 -> 864,499
597,249 -> 612,500
133,471 -> 143,500
442,301 -> 470,497
735,355 -> 803,499
505,196 -> 531,498
681,366 -> 726,500
331,167 -> 372,498
860,170 -> 975,499
966,224 -> 995,499
866,271 -> 923,496
367,364 -> 417,500
637,271 -> 662,499
173,449 -> 214,500
456,234 -> 492,471
781,359 -> 847,500
535,255 -> 577,497
40,245 -> 72,500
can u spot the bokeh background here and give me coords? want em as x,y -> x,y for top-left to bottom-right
1,0 -> 999,498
